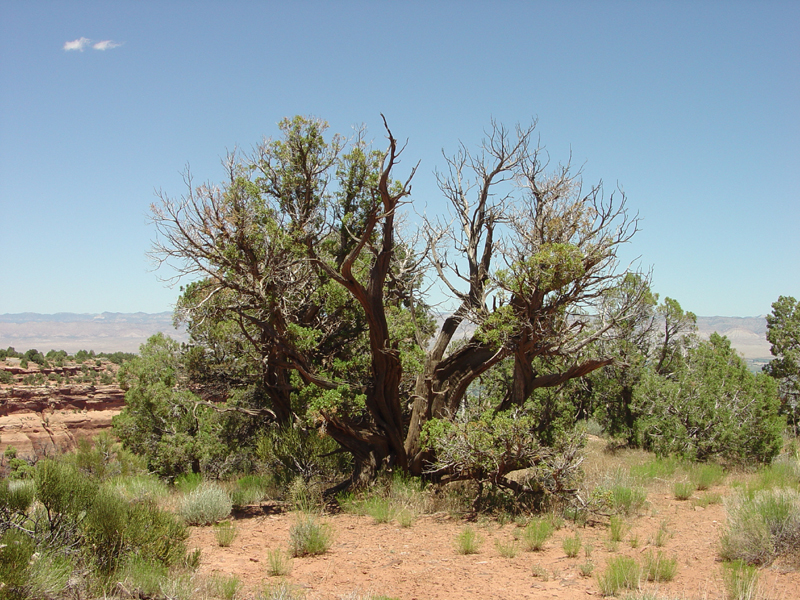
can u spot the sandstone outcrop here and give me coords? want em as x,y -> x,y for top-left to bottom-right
0,360 -> 125,460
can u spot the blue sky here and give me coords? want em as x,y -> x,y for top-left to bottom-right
1,0 -> 797,317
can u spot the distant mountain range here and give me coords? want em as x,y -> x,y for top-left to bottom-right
0,312 -> 188,353
0,312 -> 773,362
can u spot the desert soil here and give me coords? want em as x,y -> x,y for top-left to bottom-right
188,482 -> 800,600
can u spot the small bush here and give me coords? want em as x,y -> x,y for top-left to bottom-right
395,507 -> 415,528
180,482 -> 232,525
723,560 -> 759,600
642,550 -> 677,582
579,561 -> 594,577
610,485 -> 648,515
230,474 -> 275,508
267,548 -> 292,576
521,518 -> 553,551
495,538 -> 518,558
650,520 -> 671,548
610,515 -> 627,542
673,481 -> 695,500
118,557 -> 169,599
287,477 -> 323,513
562,533 -> 582,557
289,516 -> 332,557
214,520 -> 238,547
720,488 -> 800,566
454,526 -> 482,554
693,492 -> 723,507
207,574 -> 242,600
175,472 -> 204,494
26,550 -> 74,600
596,555 -> 641,596
364,496 -> 394,524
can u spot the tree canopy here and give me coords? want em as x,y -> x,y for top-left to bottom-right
135,115 -> 783,486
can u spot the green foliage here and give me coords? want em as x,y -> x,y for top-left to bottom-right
113,333 -> 216,479
289,515 -> 332,557
422,410 -> 584,508
635,334 -> 784,464
607,485 -> 648,516
609,515 -> 627,542
254,423 -> 349,486
0,369 -> 11,384
642,550 -> 677,582
690,463 -> 725,490
494,538 -> 518,558
764,295 -> 800,433
0,529 -> 36,600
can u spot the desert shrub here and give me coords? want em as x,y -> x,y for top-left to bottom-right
454,526 -> 482,554
289,515 -> 332,556
255,423 -> 349,486
719,488 -> 800,566
0,370 -> 12,384
562,533 -> 582,557
118,556 -> 170,599
180,482 -> 232,525
0,529 -> 36,600
214,520 -> 238,547
26,549 -> 74,599
207,574 -> 242,600
634,335 -> 784,464
629,457 -> 680,481
495,538 -> 518,558
608,484 -> 648,515
34,458 -> 97,544
114,473 -> 169,503
597,555 -> 641,596
230,473 -> 276,508
84,483 -> 189,572
609,515 -> 626,542
422,410 -> 585,510
259,581 -> 306,600
266,548 -> 292,576
521,518 -> 553,551
673,481 -> 695,500
287,476 -> 324,513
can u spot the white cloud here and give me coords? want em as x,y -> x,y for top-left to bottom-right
63,37 -> 91,51
93,40 -> 122,51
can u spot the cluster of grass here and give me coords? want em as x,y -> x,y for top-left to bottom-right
266,548 -> 293,576
289,515 -> 333,557
518,517 -> 554,551
596,549 -> 678,595
562,533 -> 582,557
454,526 -> 482,554
338,473 -> 433,527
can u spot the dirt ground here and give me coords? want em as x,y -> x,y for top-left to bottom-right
188,482 -> 800,600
